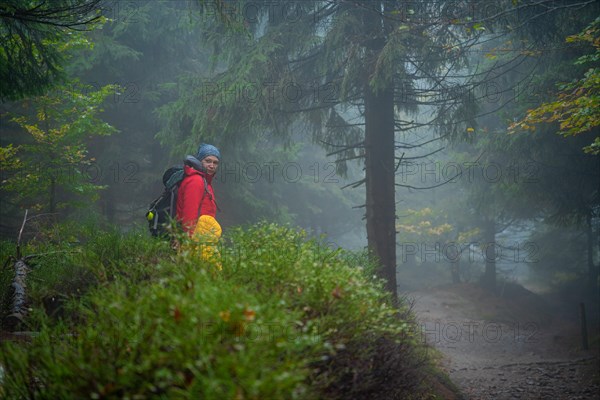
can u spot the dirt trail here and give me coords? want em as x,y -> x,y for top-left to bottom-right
403,283 -> 599,400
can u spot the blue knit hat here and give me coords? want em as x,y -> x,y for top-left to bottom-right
196,143 -> 221,161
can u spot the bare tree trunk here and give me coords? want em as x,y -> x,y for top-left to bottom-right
4,210 -> 31,330
49,176 -> 56,214
361,3 -> 398,300
451,259 -> 461,284
365,83 -> 397,300
586,213 -> 598,297
5,259 -> 31,329
482,219 -> 496,292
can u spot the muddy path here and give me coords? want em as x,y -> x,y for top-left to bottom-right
403,283 -> 599,400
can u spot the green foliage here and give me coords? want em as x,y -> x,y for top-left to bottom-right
1,81 -> 118,212
2,268 -> 310,399
510,18 -> 600,154
397,207 -> 454,242
0,0 -> 104,101
0,222 -> 433,399
0,217 -> 172,328
222,223 -> 409,340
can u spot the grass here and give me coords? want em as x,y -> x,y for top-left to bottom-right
0,221 -> 452,399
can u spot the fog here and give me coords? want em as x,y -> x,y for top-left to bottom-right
1,1 -> 598,398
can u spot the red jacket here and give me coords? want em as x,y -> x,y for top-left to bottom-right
176,165 -> 217,235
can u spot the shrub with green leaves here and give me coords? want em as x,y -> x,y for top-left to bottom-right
0,218 -> 173,329
0,222 -> 437,399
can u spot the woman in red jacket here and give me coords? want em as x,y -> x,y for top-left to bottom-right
176,144 -> 222,267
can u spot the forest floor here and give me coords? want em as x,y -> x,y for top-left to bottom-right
403,282 -> 600,400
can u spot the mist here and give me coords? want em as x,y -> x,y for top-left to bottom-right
1,1 -> 598,398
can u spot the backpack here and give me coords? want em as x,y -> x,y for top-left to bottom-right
145,167 -> 183,237
146,157 -> 209,237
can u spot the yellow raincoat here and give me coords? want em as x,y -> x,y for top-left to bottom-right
191,214 -> 222,270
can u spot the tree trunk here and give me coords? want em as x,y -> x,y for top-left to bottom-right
481,219 -> 496,292
451,259 -> 461,284
4,258 -> 31,330
586,213 -> 598,297
364,83 -> 397,299
49,176 -> 56,214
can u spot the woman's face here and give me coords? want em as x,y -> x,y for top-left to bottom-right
202,155 -> 219,175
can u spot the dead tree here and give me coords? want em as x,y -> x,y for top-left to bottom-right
2,210 -> 33,330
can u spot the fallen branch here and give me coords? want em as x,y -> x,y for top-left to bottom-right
16,209 -> 28,259
2,211 -> 79,331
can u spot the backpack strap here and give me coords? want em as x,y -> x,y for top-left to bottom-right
204,176 -> 222,213
197,177 -> 208,218
169,186 -> 177,220
196,176 -> 222,216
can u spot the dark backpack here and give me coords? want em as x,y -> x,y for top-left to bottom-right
146,157 -> 209,237
146,167 -> 184,237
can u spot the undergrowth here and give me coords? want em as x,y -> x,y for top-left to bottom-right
0,222 -> 447,399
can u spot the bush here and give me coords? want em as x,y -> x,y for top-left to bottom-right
0,222 -> 439,399
0,219 -> 172,330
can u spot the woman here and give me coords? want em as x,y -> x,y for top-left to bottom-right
176,143 -> 222,267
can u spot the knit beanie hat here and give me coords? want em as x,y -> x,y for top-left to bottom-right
196,143 -> 221,161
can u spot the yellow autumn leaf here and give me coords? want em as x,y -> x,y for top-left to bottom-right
219,310 -> 231,322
